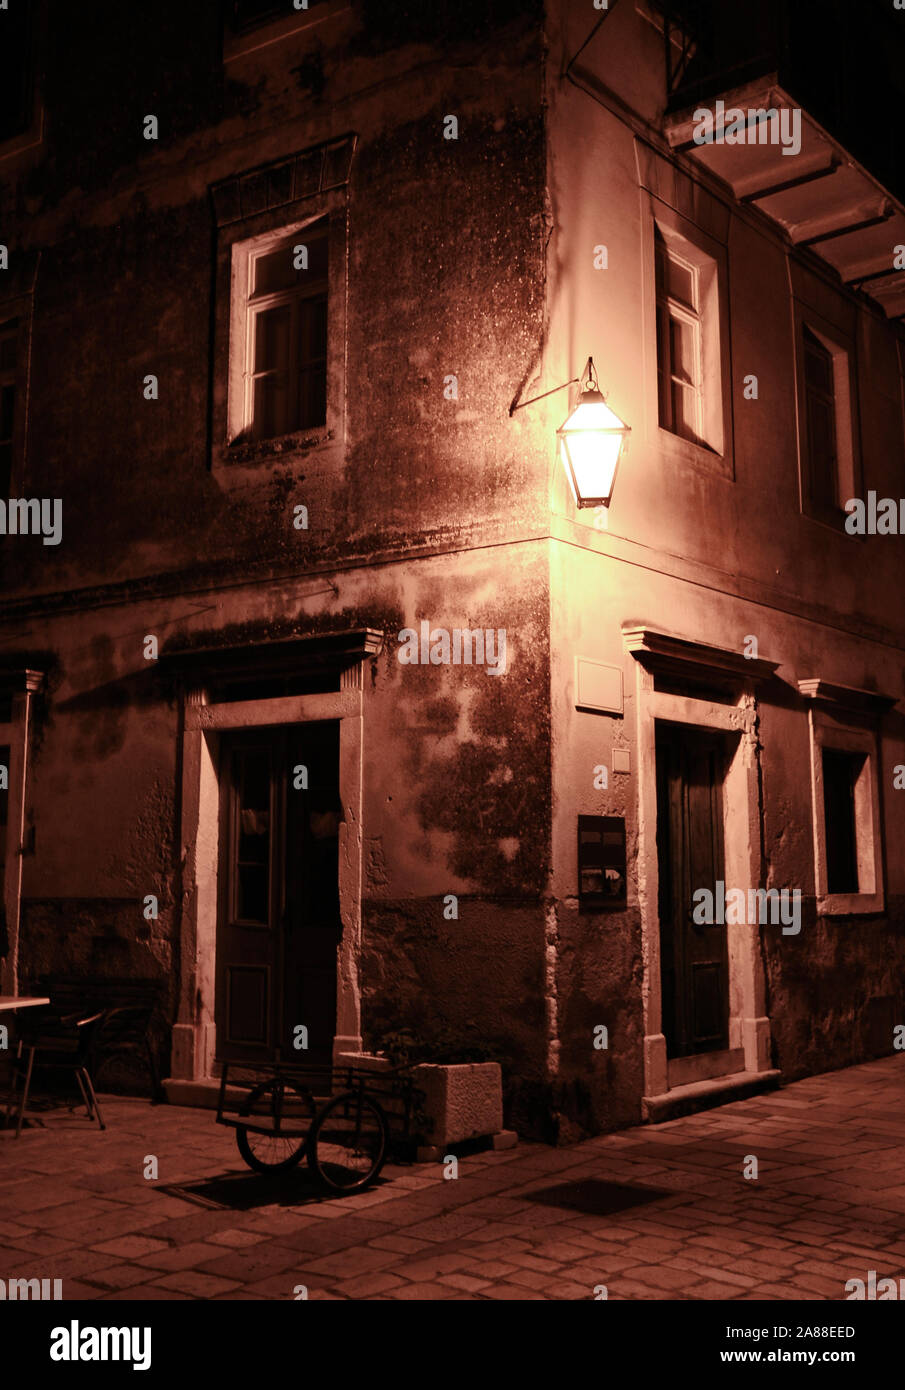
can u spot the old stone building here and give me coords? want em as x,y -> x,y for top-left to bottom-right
0,0 -> 903,1141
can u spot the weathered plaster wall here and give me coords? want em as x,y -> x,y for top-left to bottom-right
547,544 -> 905,1130
537,0 -> 905,1129
6,536 -> 552,1121
1,0 -> 547,598
544,3 -> 905,646
0,3 -> 557,1125
4,0 -> 904,1140
359,543 -> 553,1134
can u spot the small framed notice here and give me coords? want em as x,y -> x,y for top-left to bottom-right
576,657 -> 623,715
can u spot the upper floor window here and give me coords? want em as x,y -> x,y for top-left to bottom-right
239,224 -> 328,443
795,311 -> 857,529
655,229 -> 703,444
0,321 -> 17,496
210,138 -> 353,470
803,326 -> 839,516
650,214 -> 728,467
0,0 -> 34,145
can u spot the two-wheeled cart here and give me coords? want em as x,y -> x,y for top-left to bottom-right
216,1062 -> 422,1193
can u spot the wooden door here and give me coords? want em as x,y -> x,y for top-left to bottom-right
656,723 -> 728,1058
215,722 -> 342,1064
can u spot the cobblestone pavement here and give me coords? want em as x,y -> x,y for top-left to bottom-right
1,1055 -> 903,1300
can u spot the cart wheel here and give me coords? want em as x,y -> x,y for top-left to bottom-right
237,1079 -> 313,1174
308,1091 -> 388,1192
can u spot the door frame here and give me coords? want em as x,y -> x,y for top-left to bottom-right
171,669 -> 364,1082
625,627 -> 775,1102
0,669 -> 42,997
655,722 -> 731,1060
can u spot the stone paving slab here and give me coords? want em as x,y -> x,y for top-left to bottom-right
0,1054 -> 903,1300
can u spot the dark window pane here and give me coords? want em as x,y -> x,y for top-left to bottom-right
299,293 -> 327,364
0,326 -> 16,372
237,865 -> 268,922
655,227 -> 702,443
253,232 -> 327,295
0,1 -> 32,143
656,304 -> 669,427
240,753 -> 269,811
0,743 -> 7,904
254,304 -> 290,374
0,384 -> 15,441
803,326 -> 839,513
807,396 -> 837,509
805,394 -> 837,510
252,305 -> 292,438
667,255 -> 695,309
655,230 -> 695,307
823,748 -> 860,894
249,235 -> 328,439
0,744 -> 8,830
253,375 -> 290,439
235,750 -> 271,922
298,366 -> 326,430
672,380 -> 697,442
669,314 -> 695,384
804,327 -> 833,394
297,369 -> 325,428
254,246 -> 299,297
654,228 -> 668,291
0,443 -> 11,497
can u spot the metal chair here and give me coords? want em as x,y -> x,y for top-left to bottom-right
4,1008 -> 107,1137
92,1003 -> 166,1102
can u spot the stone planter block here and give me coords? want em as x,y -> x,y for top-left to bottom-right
336,1053 -> 504,1146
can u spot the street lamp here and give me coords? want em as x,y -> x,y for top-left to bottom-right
557,358 -> 630,508
510,356 -> 630,508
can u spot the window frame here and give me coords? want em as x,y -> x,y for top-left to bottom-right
0,298 -> 34,495
210,185 -> 348,474
655,231 -> 705,443
0,319 -> 18,496
0,0 -> 44,169
807,707 -> 883,916
241,225 -> 329,444
802,325 -> 840,518
793,301 -> 861,531
643,197 -> 734,480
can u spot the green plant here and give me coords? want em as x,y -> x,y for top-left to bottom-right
377,1025 -> 504,1069
374,1027 -> 511,1142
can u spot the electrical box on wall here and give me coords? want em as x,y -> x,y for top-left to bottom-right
578,814 -> 627,909
575,657 -> 623,715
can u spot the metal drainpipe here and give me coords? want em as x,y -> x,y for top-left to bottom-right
9,674 -> 38,995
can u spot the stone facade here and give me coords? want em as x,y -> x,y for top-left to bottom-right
0,0 -> 903,1140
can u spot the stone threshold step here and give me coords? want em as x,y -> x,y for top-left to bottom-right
643,1068 -> 781,1123
164,1078 -> 224,1110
